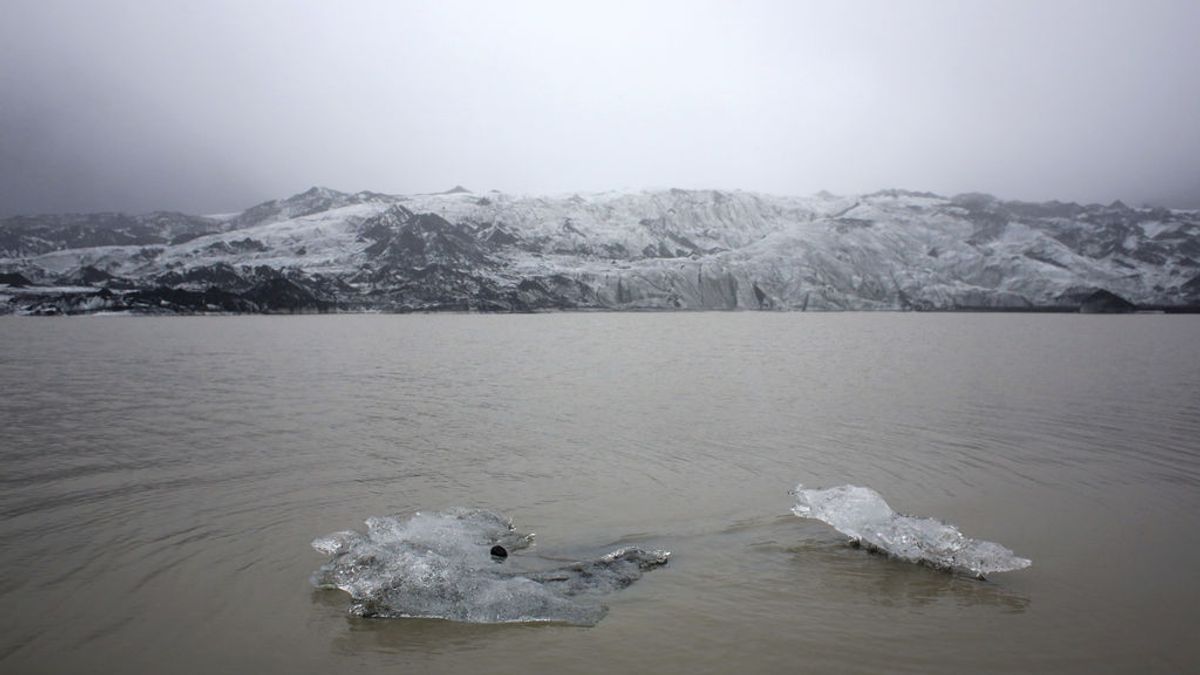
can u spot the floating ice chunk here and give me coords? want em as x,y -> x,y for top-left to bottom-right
791,485 -> 1031,578
311,508 -> 668,625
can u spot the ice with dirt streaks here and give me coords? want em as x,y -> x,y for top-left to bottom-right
310,508 -> 669,625
791,484 -> 1031,578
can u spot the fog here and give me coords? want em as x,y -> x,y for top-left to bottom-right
2,0 -> 1198,216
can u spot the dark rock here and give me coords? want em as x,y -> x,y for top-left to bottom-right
205,237 -> 267,254
126,286 -> 258,313
73,265 -> 114,285
154,270 -> 185,287
0,272 -> 32,287
294,272 -> 357,299
752,282 -> 770,309
249,265 -> 285,281
364,211 -> 490,269
1180,273 -> 1200,301
161,262 -> 250,291
241,278 -> 330,313
1023,250 -> 1068,269
358,205 -> 415,242
561,219 -> 585,237
666,231 -> 699,253
1079,289 -> 1136,314
56,265 -> 138,289
478,224 -> 519,247
131,247 -> 165,262
602,242 -> 629,259
1056,286 -> 1099,306
511,274 -> 595,309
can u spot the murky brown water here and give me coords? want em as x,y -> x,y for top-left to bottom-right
2,313 -> 1198,674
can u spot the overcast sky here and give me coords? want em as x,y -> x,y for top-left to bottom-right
1,0 -> 1198,216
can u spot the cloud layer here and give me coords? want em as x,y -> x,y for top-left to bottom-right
2,0 -> 1198,215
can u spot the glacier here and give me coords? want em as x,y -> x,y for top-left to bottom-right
310,508 -> 669,625
3,186 -> 1199,314
791,484 -> 1031,579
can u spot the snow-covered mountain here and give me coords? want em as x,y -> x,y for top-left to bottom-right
2,186 -> 1198,314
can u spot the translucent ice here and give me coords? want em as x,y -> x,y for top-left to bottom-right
791,484 -> 1031,578
310,508 -> 669,625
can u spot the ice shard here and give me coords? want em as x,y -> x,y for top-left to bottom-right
791,484 -> 1031,578
310,508 -> 668,625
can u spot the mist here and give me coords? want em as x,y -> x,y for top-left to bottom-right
2,0 -> 1198,216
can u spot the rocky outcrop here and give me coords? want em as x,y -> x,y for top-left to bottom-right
1079,289 -> 1136,314
0,271 -> 31,287
240,278 -> 331,313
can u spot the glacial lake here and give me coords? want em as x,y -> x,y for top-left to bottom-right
1,313 -> 1198,674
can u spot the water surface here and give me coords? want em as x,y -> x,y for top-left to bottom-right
1,313 -> 1198,673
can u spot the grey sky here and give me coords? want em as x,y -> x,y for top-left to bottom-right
2,0 -> 1198,216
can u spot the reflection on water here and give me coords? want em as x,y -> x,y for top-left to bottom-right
1,313 -> 1198,674
777,540 -> 1032,613
329,612 -> 563,657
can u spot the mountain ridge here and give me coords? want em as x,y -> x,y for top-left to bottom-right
2,187 -> 1198,315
